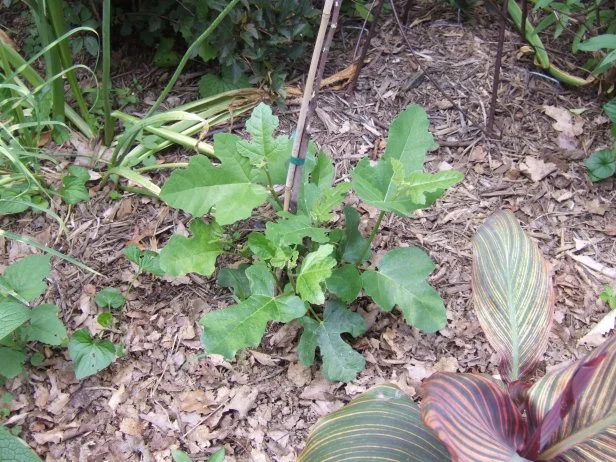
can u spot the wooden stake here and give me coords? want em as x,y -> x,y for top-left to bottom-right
283,0 -> 341,212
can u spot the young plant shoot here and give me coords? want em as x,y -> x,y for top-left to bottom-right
156,103 -> 463,382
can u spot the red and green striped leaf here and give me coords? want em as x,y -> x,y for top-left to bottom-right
422,373 -> 529,461
298,384 -> 449,462
526,336 -> 616,461
472,210 -> 554,382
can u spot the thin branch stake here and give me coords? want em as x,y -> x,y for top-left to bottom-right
347,0 -> 385,94
283,0 -> 341,212
486,0 -> 509,135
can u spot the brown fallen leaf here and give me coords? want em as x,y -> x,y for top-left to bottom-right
225,385 -> 259,419
543,105 -> 584,137
577,310 -> 615,347
520,157 -> 558,182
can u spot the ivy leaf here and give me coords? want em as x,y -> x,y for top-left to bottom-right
237,103 -> 291,185
123,245 -> 165,276
24,304 -> 67,346
298,300 -> 367,382
59,165 -> 90,205
265,212 -> 329,247
0,302 -> 30,340
585,149 -> 616,182
201,294 -> 306,359
361,247 -> 446,332
218,264 -> 251,300
159,154 -> 269,225
68,329 -> 117,380
94,288 -> 125,310
296,244 -> 337,305
160,221 -> 223,277
0,255 -> 50,302
0,348 -> 26,379
0,424 -> 42,461
326,265 -> 362,303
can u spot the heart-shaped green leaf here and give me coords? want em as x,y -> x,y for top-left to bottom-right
299,384 -> 449,461
472,210 -> 554,382
68,329 -> 117,380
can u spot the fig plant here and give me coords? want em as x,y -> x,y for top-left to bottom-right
299,210 -> 616,461
153,102 -> 463,382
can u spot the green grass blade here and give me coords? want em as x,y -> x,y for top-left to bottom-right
0,229 -> 101,276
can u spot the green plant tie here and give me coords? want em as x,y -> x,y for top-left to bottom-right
289,156 -> 305,166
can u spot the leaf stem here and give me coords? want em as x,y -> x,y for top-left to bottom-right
264,167 -> 283,209
308,305 -> 322,323
355,210 -> 386,266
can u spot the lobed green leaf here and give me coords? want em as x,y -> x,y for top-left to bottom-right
298,300 -> 367,382
296,244 -> 336,305
160,220 -> 223,277
201,294 -> 306,359
159,154 -> 268,225
361,247 -> 446,332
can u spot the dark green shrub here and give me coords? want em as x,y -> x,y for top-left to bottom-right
117,0 -> 321,95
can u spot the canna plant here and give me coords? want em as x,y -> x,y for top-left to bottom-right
149,102 -> 463,382
299,210 -> 616,461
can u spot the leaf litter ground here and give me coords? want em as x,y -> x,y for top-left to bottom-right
1,4 -> 615,461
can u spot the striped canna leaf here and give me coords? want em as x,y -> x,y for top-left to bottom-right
472,210 -> 554,382
298,384 -> 450,462
525,336 -> 616,461
422,373 -> 529,461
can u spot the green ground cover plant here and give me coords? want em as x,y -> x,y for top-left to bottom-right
151,102 -> 463,382
0,255 -> 68,381
586,98 -> 616,181
299,210 -> 616,461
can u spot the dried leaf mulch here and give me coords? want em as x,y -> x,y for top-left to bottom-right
1,3 -> 615,461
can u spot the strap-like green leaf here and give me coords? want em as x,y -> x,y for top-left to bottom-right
472,210 -> 554,382
422,373 -> 528,461
298,384 -> 449,461
527,336 -> 616,461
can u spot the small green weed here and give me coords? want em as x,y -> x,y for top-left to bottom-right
0,255 -> 68,380
600,284 -> 616,310
586,98 -> 616,181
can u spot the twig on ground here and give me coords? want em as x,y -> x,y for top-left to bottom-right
486,0 -> 508,135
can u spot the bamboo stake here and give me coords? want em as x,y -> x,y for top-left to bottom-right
283,0 -> 336,212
